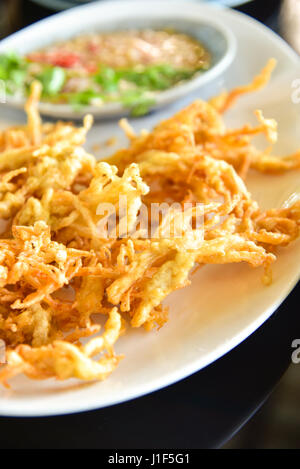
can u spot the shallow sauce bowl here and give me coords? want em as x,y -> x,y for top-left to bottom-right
0,0 -> 237,119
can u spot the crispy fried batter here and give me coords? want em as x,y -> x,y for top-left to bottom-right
0,64 -> 299,387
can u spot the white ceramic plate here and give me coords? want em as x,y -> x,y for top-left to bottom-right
0,2 -> 300,417
0,1 -> 236,119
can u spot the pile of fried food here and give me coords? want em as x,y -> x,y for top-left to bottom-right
0,59 -> 299,387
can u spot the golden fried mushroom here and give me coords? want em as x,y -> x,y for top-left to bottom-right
0,60 -> 299,386
0,307 -> 122,385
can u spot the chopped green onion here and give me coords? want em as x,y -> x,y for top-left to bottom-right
10,69 -> 27,86
94,66 -> 119,92
130,99 -> 155,117
0,51 -> 202,116
37,67 -> 66,96
0,65 -> 9,81
120,90 -> 155,116
67,89 -> 104,110
0,52 -> 28,92
113,64 -> 197,91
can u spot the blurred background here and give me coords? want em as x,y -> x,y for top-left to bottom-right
0,0 -> 285,39
0,0 -> 299,449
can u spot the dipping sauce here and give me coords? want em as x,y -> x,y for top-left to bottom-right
0,29 -> 211,115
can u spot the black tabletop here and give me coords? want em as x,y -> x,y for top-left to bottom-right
0,0 -> 299,450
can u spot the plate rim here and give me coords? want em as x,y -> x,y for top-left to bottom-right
0,1 -> 300,417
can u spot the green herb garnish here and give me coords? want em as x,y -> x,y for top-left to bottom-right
67,89 -> 104,111
37,67 -> 66,96
94,66 -> 119,92
0,52 -> 28,94
120,90 -> 155,117
0,51 -> 203,117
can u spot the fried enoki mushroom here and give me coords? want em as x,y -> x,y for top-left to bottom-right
0,60 -> 299,387
108,59 -> 300,179
0,81 -> 93,153
0,307 -> 122,385
0,81 -> 94,221
0,221 -> 92,310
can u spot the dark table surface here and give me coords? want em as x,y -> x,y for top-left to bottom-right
0,0 -> 299,450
